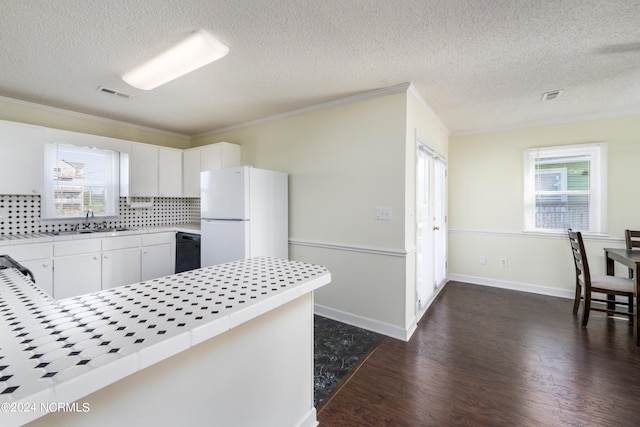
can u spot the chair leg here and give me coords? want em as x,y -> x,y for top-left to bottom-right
582,293 -> 591,326
573,283 -> 581,315
606,294 -> 616,315
629,295 -> 634,325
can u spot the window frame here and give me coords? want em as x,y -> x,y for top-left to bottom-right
42,143 -> 120,220
523,142 -> 607,235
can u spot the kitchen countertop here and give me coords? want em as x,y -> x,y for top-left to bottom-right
0,257 -> 330,427
0,223 -> 200,247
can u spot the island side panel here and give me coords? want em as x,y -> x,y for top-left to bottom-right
26,292 -> 316,427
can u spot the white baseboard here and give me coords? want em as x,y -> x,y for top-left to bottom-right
314,304 -> 412,342
296,407 -> 318,427
447,274 -> 574,299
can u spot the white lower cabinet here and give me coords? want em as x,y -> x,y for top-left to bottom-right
53,239 -> 102,299
141,232 -> 175,280
102,235 -> 142,289
54,253 -> 102,299
5,231 -> 178,299
141,244 -> 173,281
102,247 -> 142,289
20,259 -> 53,297
2,243 -> 53,297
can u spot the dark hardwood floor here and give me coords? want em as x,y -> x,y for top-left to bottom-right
317,281 -> 640,427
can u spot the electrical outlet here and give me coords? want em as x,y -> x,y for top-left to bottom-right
374,207 -> 392,221
500,258 -> 508,267
0,205 -> 9,221
479,256 -> 487,265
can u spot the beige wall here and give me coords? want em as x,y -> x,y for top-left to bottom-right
194,93 -> 410,334
0,97 -> 189,148
195,89 -> 449,338
448,114 -> 640,296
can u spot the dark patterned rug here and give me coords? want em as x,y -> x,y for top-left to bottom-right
314,315 -> 383,406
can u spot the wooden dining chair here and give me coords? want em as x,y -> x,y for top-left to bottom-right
624,229 -> 640,278
568,229 -> 634,326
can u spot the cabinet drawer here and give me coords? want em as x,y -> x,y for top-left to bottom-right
4,243 -> 51,261
142,232 -> 175,246
54,239 -> 102,257
102,235 -> 141,251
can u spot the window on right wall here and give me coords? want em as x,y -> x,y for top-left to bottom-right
524,142 -> 607,234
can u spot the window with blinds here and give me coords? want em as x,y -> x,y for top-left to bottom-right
42,143 -> 119,219
524,143 -> 606,234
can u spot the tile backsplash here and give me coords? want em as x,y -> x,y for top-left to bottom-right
0,195 -> 200,235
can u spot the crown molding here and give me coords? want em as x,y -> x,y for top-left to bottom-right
406,84 -> 450,136
451,108 -> 640,136
196,82 -> 449,138
0,95 -> 189,139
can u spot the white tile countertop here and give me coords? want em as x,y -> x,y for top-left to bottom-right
0,257 -> 331,427
0,223 -> 200,247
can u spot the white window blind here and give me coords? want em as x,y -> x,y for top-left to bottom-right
42,143 -> 119,219
524,142 -> 606,234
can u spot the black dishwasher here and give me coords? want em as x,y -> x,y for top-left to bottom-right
175,232 -> 201,273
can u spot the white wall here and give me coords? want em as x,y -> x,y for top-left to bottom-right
448,114 -> 640,296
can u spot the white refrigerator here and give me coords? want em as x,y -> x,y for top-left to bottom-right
200,166 -> 288,266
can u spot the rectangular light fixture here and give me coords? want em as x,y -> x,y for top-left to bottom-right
123,30 -> 229,90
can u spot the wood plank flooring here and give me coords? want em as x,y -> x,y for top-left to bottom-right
317,281 -> 640,427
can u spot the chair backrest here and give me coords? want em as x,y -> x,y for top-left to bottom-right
625,229 -> 640,250
568,229 -> 591,286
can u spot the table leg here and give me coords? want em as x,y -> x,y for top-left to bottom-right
606,255 -> 614,276
605,255 -> 616,313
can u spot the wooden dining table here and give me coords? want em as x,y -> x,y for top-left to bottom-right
604,247 -> 640,345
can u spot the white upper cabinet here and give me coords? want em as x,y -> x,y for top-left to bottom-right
158,148 -> 183,197
201,142 -> 241,170
0,120 -> 44,195
122,144 -> 184,197
128,143 -> 159,196
183,142 -> 241,197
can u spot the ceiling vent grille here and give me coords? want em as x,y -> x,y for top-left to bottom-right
97,86 -> 132,99
541,90 -> 563,101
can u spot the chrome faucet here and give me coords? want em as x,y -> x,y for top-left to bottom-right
84,209 -> 94,228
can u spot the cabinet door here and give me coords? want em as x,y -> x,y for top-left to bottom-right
184,143 -> 241,198
130,144 -> 159,196
21,259 -> 53,297
159,148 -> 183,197
200,142 -> 240,170
141,244 -> 173,281
0,120 -> 44,195
53,253 -> 102,299
220,142 -> 241,168
183,148 -> 201,197
102,247 -> 141,289
200,144 -> 222,170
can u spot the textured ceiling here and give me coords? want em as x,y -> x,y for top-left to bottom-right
1,0 -> 639,136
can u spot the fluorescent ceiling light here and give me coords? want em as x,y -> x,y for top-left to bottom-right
123,30 -> 229,90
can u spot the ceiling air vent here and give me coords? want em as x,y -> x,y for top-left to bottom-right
97,86 -> 132,99
541,90 -> 563,101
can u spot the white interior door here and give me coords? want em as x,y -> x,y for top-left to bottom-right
416,143 -> 447,313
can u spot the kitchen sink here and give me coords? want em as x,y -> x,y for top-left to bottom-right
49,227 -> 135,236
93,227 -> 135,233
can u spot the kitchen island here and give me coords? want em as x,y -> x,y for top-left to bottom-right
0,257 -> 330,427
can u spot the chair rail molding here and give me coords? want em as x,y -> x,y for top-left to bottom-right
289,238 -> 412,258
